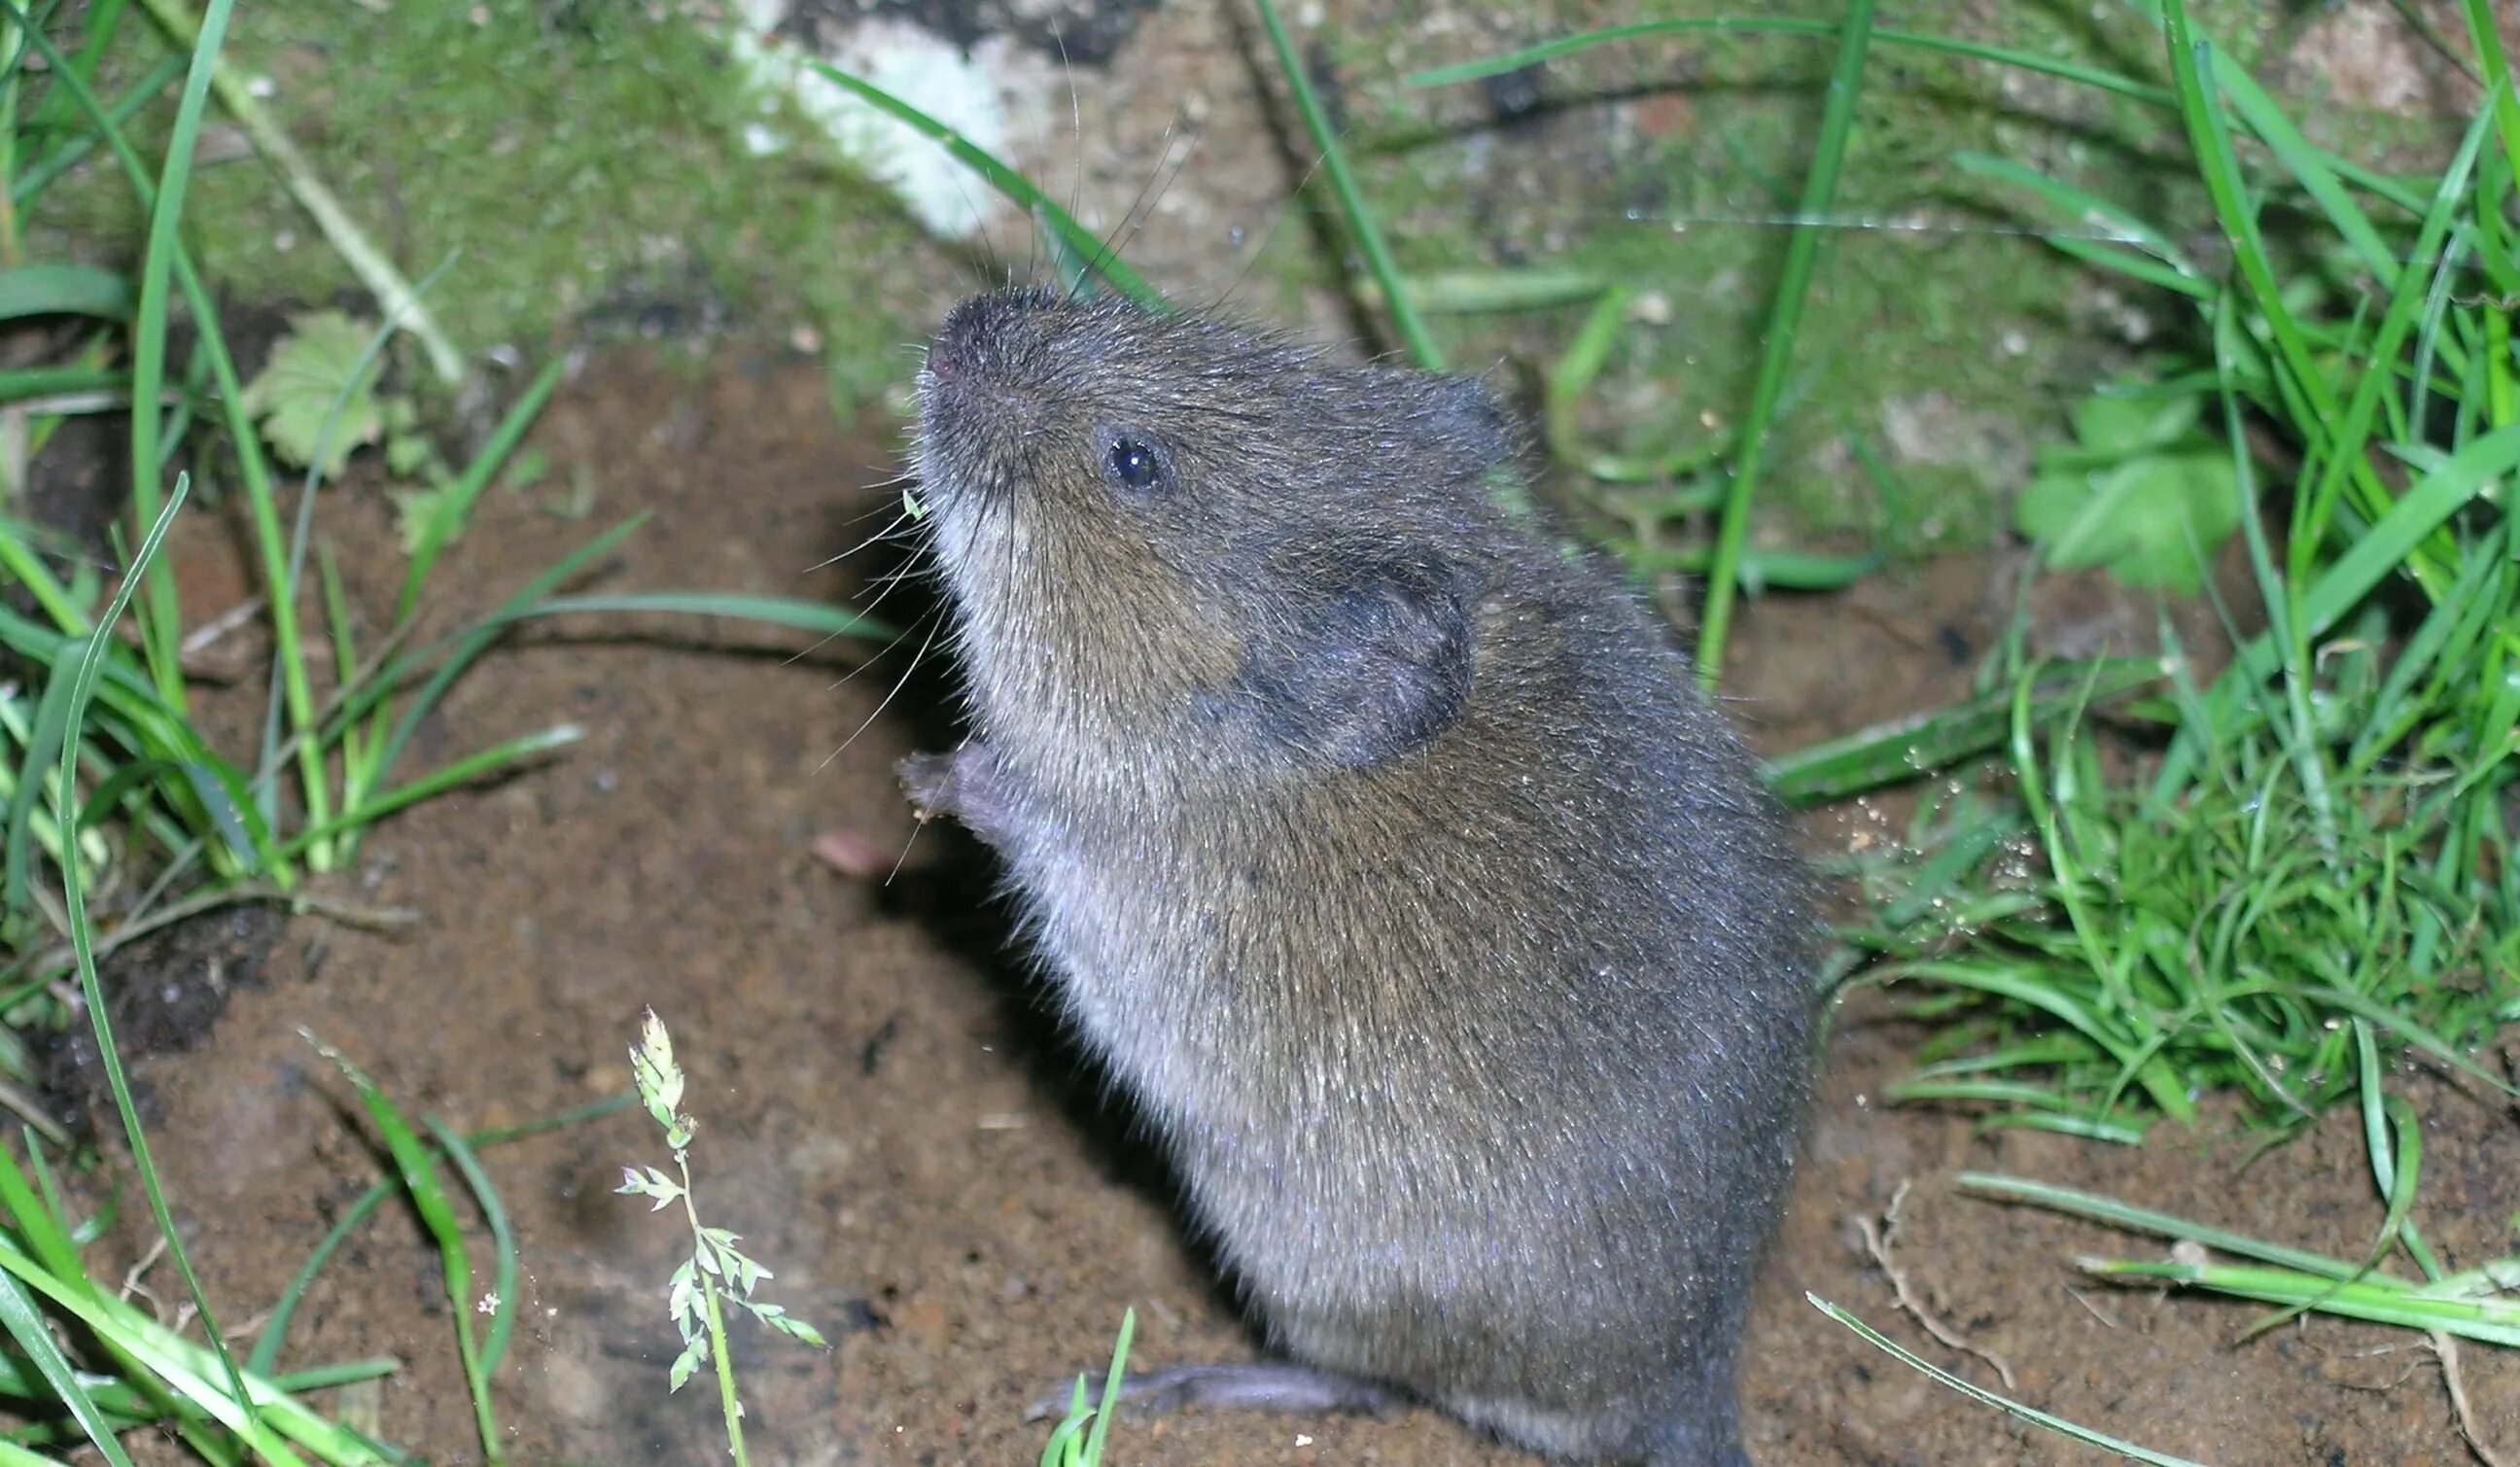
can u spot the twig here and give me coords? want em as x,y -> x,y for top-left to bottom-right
0,1076 -> 69,1148
2065,1287 -> 2121,1330
130,0 -> 465,385
1857,1181 -> 2018,1390
178,592 -> 267,661
12,883 -> 417,989
2431,1330 -> 2514,1467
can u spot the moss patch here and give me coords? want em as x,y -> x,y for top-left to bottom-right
35,1 -> 945,411
1266,0 -> 2435,559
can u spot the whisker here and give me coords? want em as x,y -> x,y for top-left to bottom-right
883,814 -> 926,887
809,506 -> 918,573
819,603 -> 947,771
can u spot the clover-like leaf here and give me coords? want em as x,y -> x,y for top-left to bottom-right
2067,390 -> 2200,458
2017,384 -> 2241,596
2016,448 -> 2238,595
238,309 -> 386,481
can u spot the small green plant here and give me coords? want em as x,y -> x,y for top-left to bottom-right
618,1009 -> 828,1462
1409,4 -> 2518,1459
2013,383 -> 2241,594
1842,0 -> 2520,1139
239,309 -> 397,482
1036,1310 -> 1133,1467
303,1032 -> 524,1462
0,0 -> 887,1003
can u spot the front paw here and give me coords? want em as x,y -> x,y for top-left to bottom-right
896,751 -> 962,821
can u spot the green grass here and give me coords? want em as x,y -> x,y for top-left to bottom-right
1817,0 -> 2520,1142
45,0 -> 937,409
810,0 -> 2518,1136
0,0 -> 890,1455
0,0 -> 2483,1456
1035,1310 -> 1133,1467
699,5 -> 2514,1461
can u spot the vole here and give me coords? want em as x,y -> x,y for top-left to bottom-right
896,285 -> 1818,1467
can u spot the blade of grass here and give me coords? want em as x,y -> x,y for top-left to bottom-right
1956,1172 -> 2366,1278
0,1257 -> 136,1467
1407,19 -> 2170,107
1253,0 -> 1440,369
2085,1259 -> 2520,1344
1808,1295 -> 2207,1466
0,1245 -> 383,1462
1694,0 -> 1872,691
398,358 -> 565,622
2358,1023 -> 2444,1280
2128,0 -> 2396,282
2467,1 -> 2520,193
2209,297 -> 2336,854
304,1034 -> 502,1464
52,475 -> 266,1434
355,515 -> 648,810
251,1094 -> 633,1380
11,53 -> 185,206
520,591 -> 894,641
4,644 -> 87,917
423,1120 -> 518,1377
0,1135 -> 204,1445
1409,16 -> 2428,217
272,724 -> 582,865
1599,541 -> 1879,590
1765,657 -> 2163,805
2293,103 -> 2493,581
1358,268 -> 1604,314
0,264 -> 132,320
1079,1307 -> 1133,1466
2155,419 -> 2520,797
805,60 -> 1162,310
0,0 -> 324,890
264,297 -> 431,870
1950,153 -> 2209,297
120,0 -> 232,709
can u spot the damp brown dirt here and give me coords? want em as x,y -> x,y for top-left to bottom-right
63,345 -> 2519,1465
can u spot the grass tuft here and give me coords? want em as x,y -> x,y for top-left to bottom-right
1803,0 -> 2520,1139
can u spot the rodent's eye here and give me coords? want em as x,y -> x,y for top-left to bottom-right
1105,435 -> 1166,493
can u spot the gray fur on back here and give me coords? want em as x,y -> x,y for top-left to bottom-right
908,287 -> 1819,1465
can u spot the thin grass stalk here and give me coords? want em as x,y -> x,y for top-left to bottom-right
804,60 -> 1162,309
120,0 -> 233,709
0,0 -> 325,885
52,479 -> 266,1438
1252,0 -> 1441,370
1694,0 -> 1872,691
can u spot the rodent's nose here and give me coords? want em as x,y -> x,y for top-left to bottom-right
926,304 -> 982,382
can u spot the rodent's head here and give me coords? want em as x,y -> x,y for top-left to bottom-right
912,287 -> 1525,782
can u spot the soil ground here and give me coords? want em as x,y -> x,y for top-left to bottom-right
57,343 -> 2520,1466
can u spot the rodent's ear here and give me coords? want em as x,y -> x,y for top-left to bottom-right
1239,549 -> 1476,769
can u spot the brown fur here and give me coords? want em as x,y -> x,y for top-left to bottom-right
899,287 -> 1819,1466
